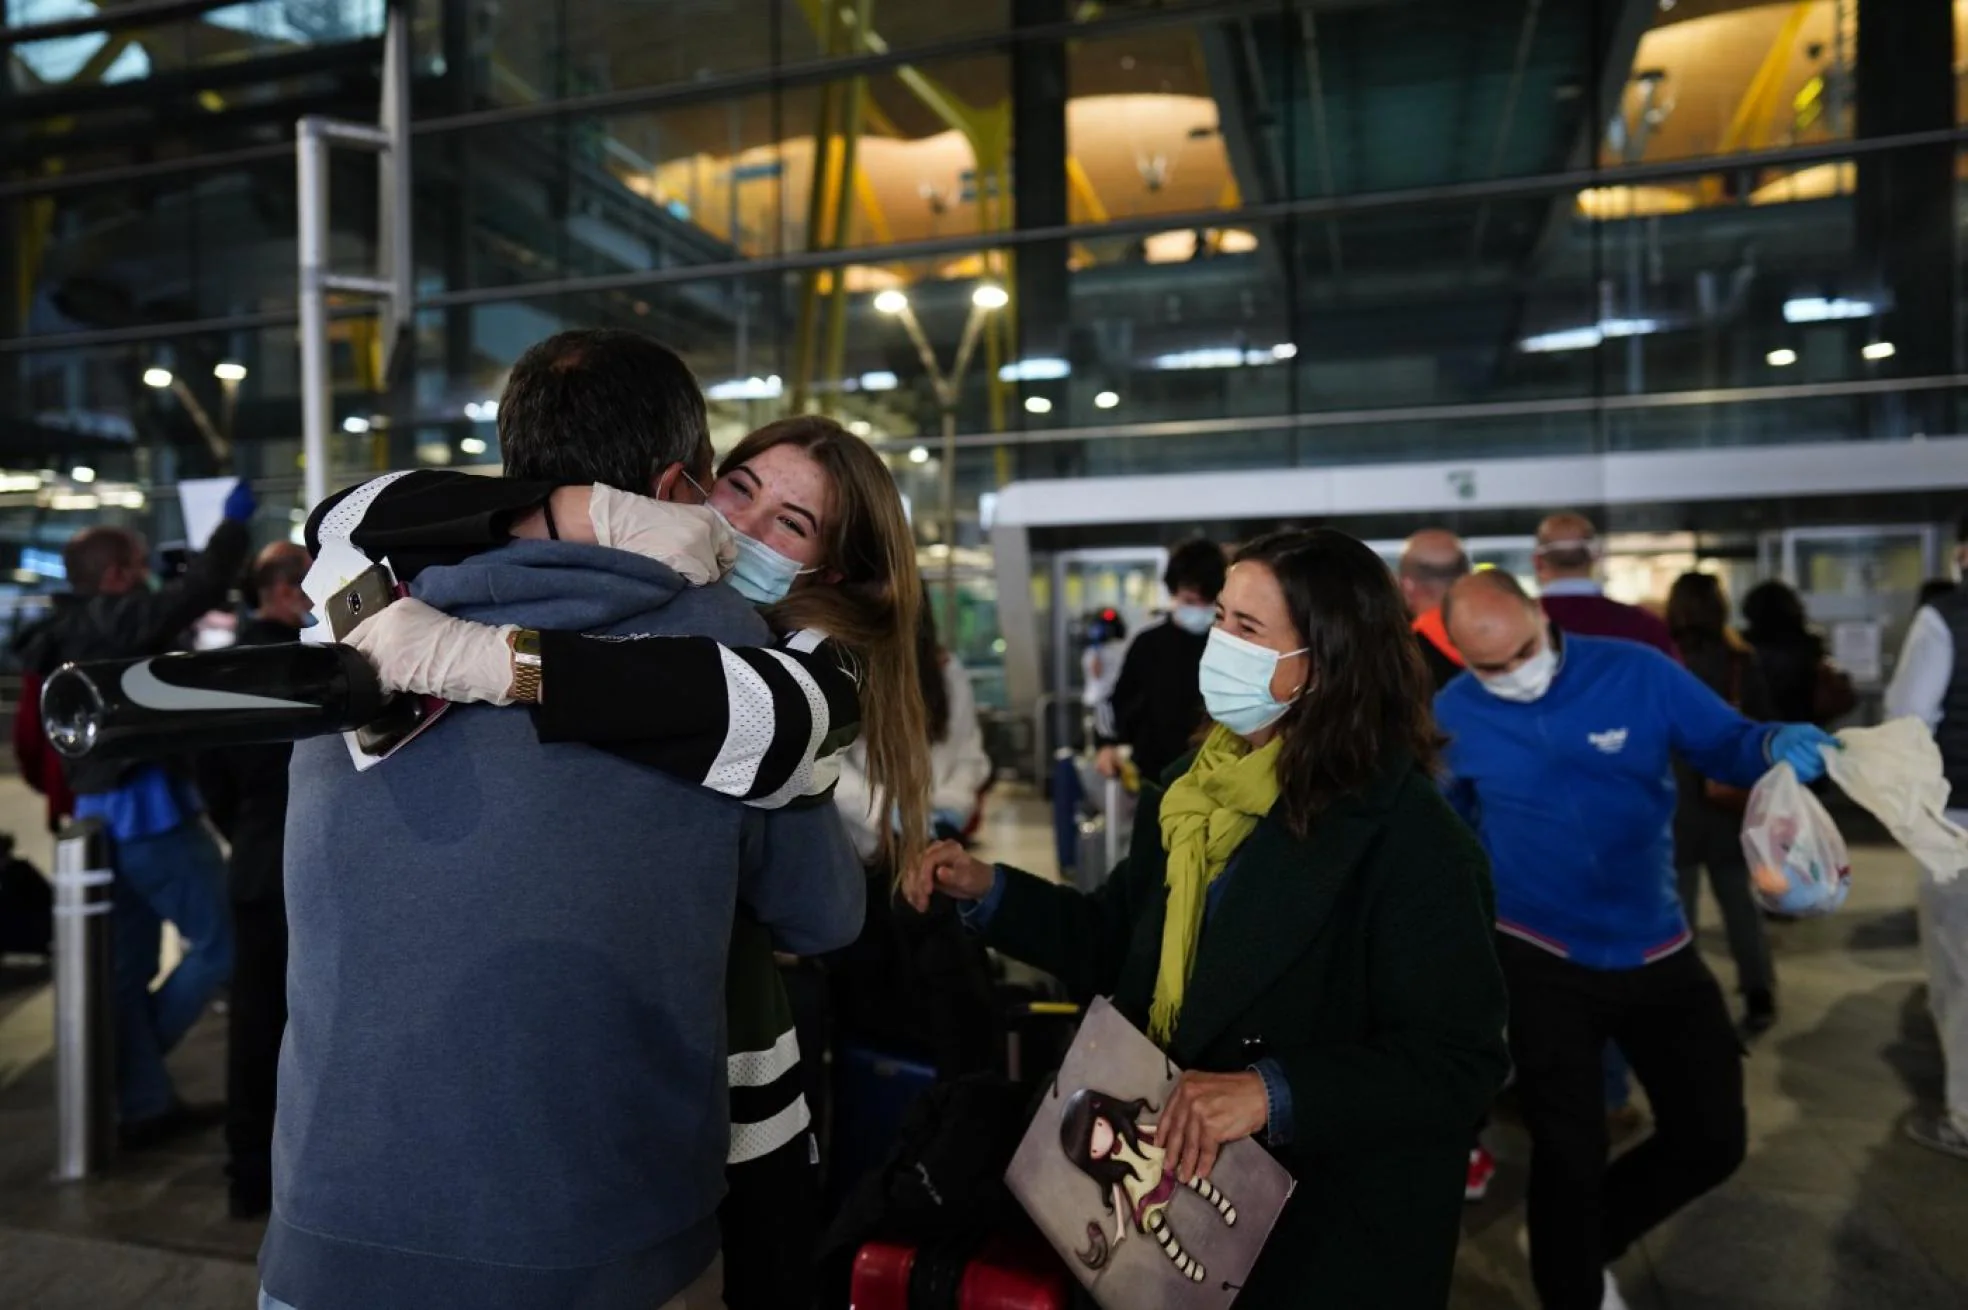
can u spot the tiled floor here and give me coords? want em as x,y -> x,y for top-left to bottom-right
1,780 -> 1963,1309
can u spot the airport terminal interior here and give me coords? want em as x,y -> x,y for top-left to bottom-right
4,0 -> 1968,1304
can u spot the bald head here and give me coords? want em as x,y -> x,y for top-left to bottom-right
254,541 -> 312,628
1397,528 -> 1470,617
1534,511 -> 1599,583
1443,570 -> 1547,676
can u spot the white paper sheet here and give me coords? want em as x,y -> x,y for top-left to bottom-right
176,478 -> 237,550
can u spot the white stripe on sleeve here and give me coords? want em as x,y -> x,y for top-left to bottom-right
703,646 -> 776,799
728,1026 -> 802,1087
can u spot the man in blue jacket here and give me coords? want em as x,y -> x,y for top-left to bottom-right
264,332 -> 865,1310
1436,570 -> 1833,1310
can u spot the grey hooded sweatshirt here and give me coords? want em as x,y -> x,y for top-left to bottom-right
263,540 -> 864,1310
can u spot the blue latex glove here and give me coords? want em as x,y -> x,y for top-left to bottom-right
1770,723 -> 1838,783
222,478 -> 257,523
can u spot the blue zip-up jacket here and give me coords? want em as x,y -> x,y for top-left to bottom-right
264,541 -> 865,1310
1435,634 -> 1777,970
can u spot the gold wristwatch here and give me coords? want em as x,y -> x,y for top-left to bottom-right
508,628 -> 543,704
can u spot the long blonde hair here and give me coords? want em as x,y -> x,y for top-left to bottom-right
720,417 -> 929,875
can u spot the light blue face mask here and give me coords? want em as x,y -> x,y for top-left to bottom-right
1198,627 -> 1309,737
1171,604 -> 1216,636
687,472 -> 817,606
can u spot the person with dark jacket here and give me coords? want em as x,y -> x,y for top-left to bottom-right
912,529 -> 1510,1310
1534,512 -> 1680,661
1742,579 -> 1840,725
1094,538 -> 1226,784
25,486 -> 253,1145
1399,527 -> 1472,691
1666,572 -> 1779,1036
195,541 -> 310,1219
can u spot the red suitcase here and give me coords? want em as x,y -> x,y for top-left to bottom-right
850,1233 -> 1071,1310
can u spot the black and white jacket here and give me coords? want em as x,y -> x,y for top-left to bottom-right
307,469 -> 862,805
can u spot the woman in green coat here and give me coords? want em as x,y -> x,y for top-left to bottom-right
909,529 -> 1509,1308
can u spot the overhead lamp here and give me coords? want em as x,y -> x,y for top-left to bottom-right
1862,340 -> 1896,361
1783,296 -> 1875,324
873,290 -> 910,315
342,415 -> 372,434
70,466 -> 96,484
998,357 -> 1071,383
213,361 -> 248,382
908,446 -> 931,464
859,370 -> 900,392
1765,348 -> 1798,367
460,436 -> 488,456
1024,395 -> 1053,415
848,420 -> 873,437
142,367 -> 174,389
705,375 -> 784,401
971,284 -> 1009,311
1094,390 -> 1120,410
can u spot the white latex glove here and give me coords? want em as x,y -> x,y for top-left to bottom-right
589,485 -> 736,586
345,597 -> 519,706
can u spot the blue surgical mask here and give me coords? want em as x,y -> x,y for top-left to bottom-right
1198,627 -> 1308,736
1171,604 -> 1215,636
686,472 -> 818,606
707,509 -> 812,605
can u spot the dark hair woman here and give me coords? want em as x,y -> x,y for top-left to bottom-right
1666,572 -> 1780,1033
1741,579 -> 1834,725
908,528 -> 1509,1309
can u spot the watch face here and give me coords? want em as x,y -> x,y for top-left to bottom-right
513,628 -> 543,659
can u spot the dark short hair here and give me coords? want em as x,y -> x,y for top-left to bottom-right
1666,572 -> 1729,641
63,526 -> 141,596
498,329 -> 711,493
1741,579 -> 1807,637
1236,529 -> 1443,837
1164,538 -> 1226,599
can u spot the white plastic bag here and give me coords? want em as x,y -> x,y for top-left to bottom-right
1823,718 -> 1968,883
1740,762 -> 1852,916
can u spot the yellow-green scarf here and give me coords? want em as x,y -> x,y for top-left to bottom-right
1150,723 -> 1282,1045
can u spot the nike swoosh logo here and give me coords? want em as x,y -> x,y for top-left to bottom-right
120,660 -> 316,713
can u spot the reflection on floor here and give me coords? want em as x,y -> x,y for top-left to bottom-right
1,781 -> 1963,1308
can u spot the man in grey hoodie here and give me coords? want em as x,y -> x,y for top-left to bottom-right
263,330 -> 865,1310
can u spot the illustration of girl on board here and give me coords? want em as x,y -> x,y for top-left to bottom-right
1059,1088 -> 1239,1284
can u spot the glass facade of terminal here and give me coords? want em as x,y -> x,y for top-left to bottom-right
3,0 -> 1965,685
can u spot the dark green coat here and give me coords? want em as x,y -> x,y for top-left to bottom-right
983,752 -> 1508,1309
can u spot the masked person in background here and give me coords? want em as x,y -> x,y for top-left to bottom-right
1398,528 -> 1473,692
1094,538 -> 1226,784
908,529 -> 1509,1310
25,483 -> 254,1148
1436,570 -> 1836,1310
316,412 -> 930,1310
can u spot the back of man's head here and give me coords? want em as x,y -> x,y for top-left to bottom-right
64,526 -> 143,598
254,541 -> 312,625
1534,510 -> 1599,581
1397,528 -> 1470,617
498,330 -> 712,495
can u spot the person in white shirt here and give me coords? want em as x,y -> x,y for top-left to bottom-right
1885,513 -> 1968,1159
835,595 -> 993,856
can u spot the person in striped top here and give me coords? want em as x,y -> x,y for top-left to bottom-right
322,416 -> 930,1310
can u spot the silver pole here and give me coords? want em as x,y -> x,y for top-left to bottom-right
297,116 -> 332,511
52,818 -> 115,1182
1103,775 -> 1123,873
379,1 -> 415,369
